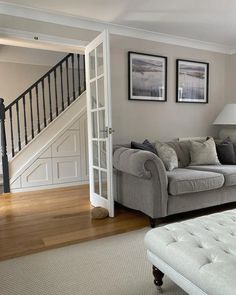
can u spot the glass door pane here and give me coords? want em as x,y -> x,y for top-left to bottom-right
89,50 -> 96,79
97,43 -> 104,76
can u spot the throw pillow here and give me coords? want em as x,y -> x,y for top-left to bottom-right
189,137 -> 220,166
216,137 -> 236,164
155,141 -> 178,171
131,139 -> 157,154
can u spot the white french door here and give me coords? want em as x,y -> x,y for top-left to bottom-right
85,30 -> 114,217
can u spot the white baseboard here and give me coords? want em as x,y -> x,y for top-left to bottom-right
11,180 -> 89,193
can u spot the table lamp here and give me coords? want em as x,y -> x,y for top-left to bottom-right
213,104 -> 236,141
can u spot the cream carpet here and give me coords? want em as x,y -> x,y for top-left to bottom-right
0,228 -> 186,295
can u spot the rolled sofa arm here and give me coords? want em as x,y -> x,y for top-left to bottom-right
113,147 -> 167,182
113,147 -> 169,219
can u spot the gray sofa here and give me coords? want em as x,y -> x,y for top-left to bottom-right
113,140 -> 236,227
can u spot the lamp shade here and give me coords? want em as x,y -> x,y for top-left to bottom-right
213,104 -> 236,125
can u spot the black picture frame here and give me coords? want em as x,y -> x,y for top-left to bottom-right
176,59 -> 209,104
128,51 -> 167,102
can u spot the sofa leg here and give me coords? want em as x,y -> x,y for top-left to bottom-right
149,217 -> 157,228
153,265 -> 164,293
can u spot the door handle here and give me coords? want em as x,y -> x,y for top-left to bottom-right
100,127 -> 115,137
107,127 -> 115,135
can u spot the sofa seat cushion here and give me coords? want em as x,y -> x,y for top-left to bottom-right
167,168 -> 224,196
188,165 -> 236,187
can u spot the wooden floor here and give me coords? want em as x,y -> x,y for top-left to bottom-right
0,185 -> 148,261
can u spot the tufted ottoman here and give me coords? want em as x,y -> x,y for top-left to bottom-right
145,209 -> 236,295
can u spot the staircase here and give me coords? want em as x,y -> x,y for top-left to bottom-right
0,53 -> 86,193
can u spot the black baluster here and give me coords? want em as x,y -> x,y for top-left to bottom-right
71,54 -> 76,101
35,85 -> 40,133
0,98 -> 10,193
42,80 -> 47,128
77,54 -> 81,95
16,101 -> 21,152
60,64 -> 64,112
29,90 -> 34,140
66,58 -> 70,106
9,106 -> 14,157
54,70 -> 59,116
22,95 -> 28,145
48,75 -> 53,122
83,55 -> 86,91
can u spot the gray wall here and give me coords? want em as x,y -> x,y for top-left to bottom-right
110,35 -> 227,144
226,53 -> 236,103
0,62 -> 51,105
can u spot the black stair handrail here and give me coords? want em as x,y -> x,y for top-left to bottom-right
0,52 -> 86,193
6,53 -> 73,111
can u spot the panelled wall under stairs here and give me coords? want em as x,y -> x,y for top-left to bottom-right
11,108 -> 88,192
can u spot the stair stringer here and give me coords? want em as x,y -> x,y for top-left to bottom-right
9,92 -> 88,192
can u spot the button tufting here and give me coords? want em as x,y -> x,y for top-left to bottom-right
223,249 -> 231,255
218,222 -> 225,226
167,238 -> 177,246
199,258 -> 212,269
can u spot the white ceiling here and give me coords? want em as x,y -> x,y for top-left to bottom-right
2,0 -> 236,46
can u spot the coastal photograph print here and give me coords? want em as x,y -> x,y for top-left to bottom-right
128,52 -> 167,101
176,59 -> 209,103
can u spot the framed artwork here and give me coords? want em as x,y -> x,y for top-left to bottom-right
128,51 -> 167,101
176,59 -> 209,103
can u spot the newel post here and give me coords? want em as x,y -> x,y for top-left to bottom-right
0,98 -> 10,193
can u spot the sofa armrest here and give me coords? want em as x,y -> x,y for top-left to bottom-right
113,147 -> 169,218
113,147 -> 167,182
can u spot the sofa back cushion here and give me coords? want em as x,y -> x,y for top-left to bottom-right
189,138 -> 220,166
167,141 -> 191,168
155,141 -> 178,171
216,137 -> 236,164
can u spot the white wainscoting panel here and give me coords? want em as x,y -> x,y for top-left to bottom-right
52,156 -> 80,184
21,158 -> 52,187
39,147 -> 52,158
79,115 -> 89,181
52,130 -> 80,157
70,119 -> 80,130
11,176 -> 21,189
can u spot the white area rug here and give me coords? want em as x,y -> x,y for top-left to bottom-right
0,228 -> 186,295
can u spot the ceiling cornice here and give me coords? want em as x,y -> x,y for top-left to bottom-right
0,1 -> 234,55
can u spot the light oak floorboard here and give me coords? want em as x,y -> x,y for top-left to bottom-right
0,185 -> 148,261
